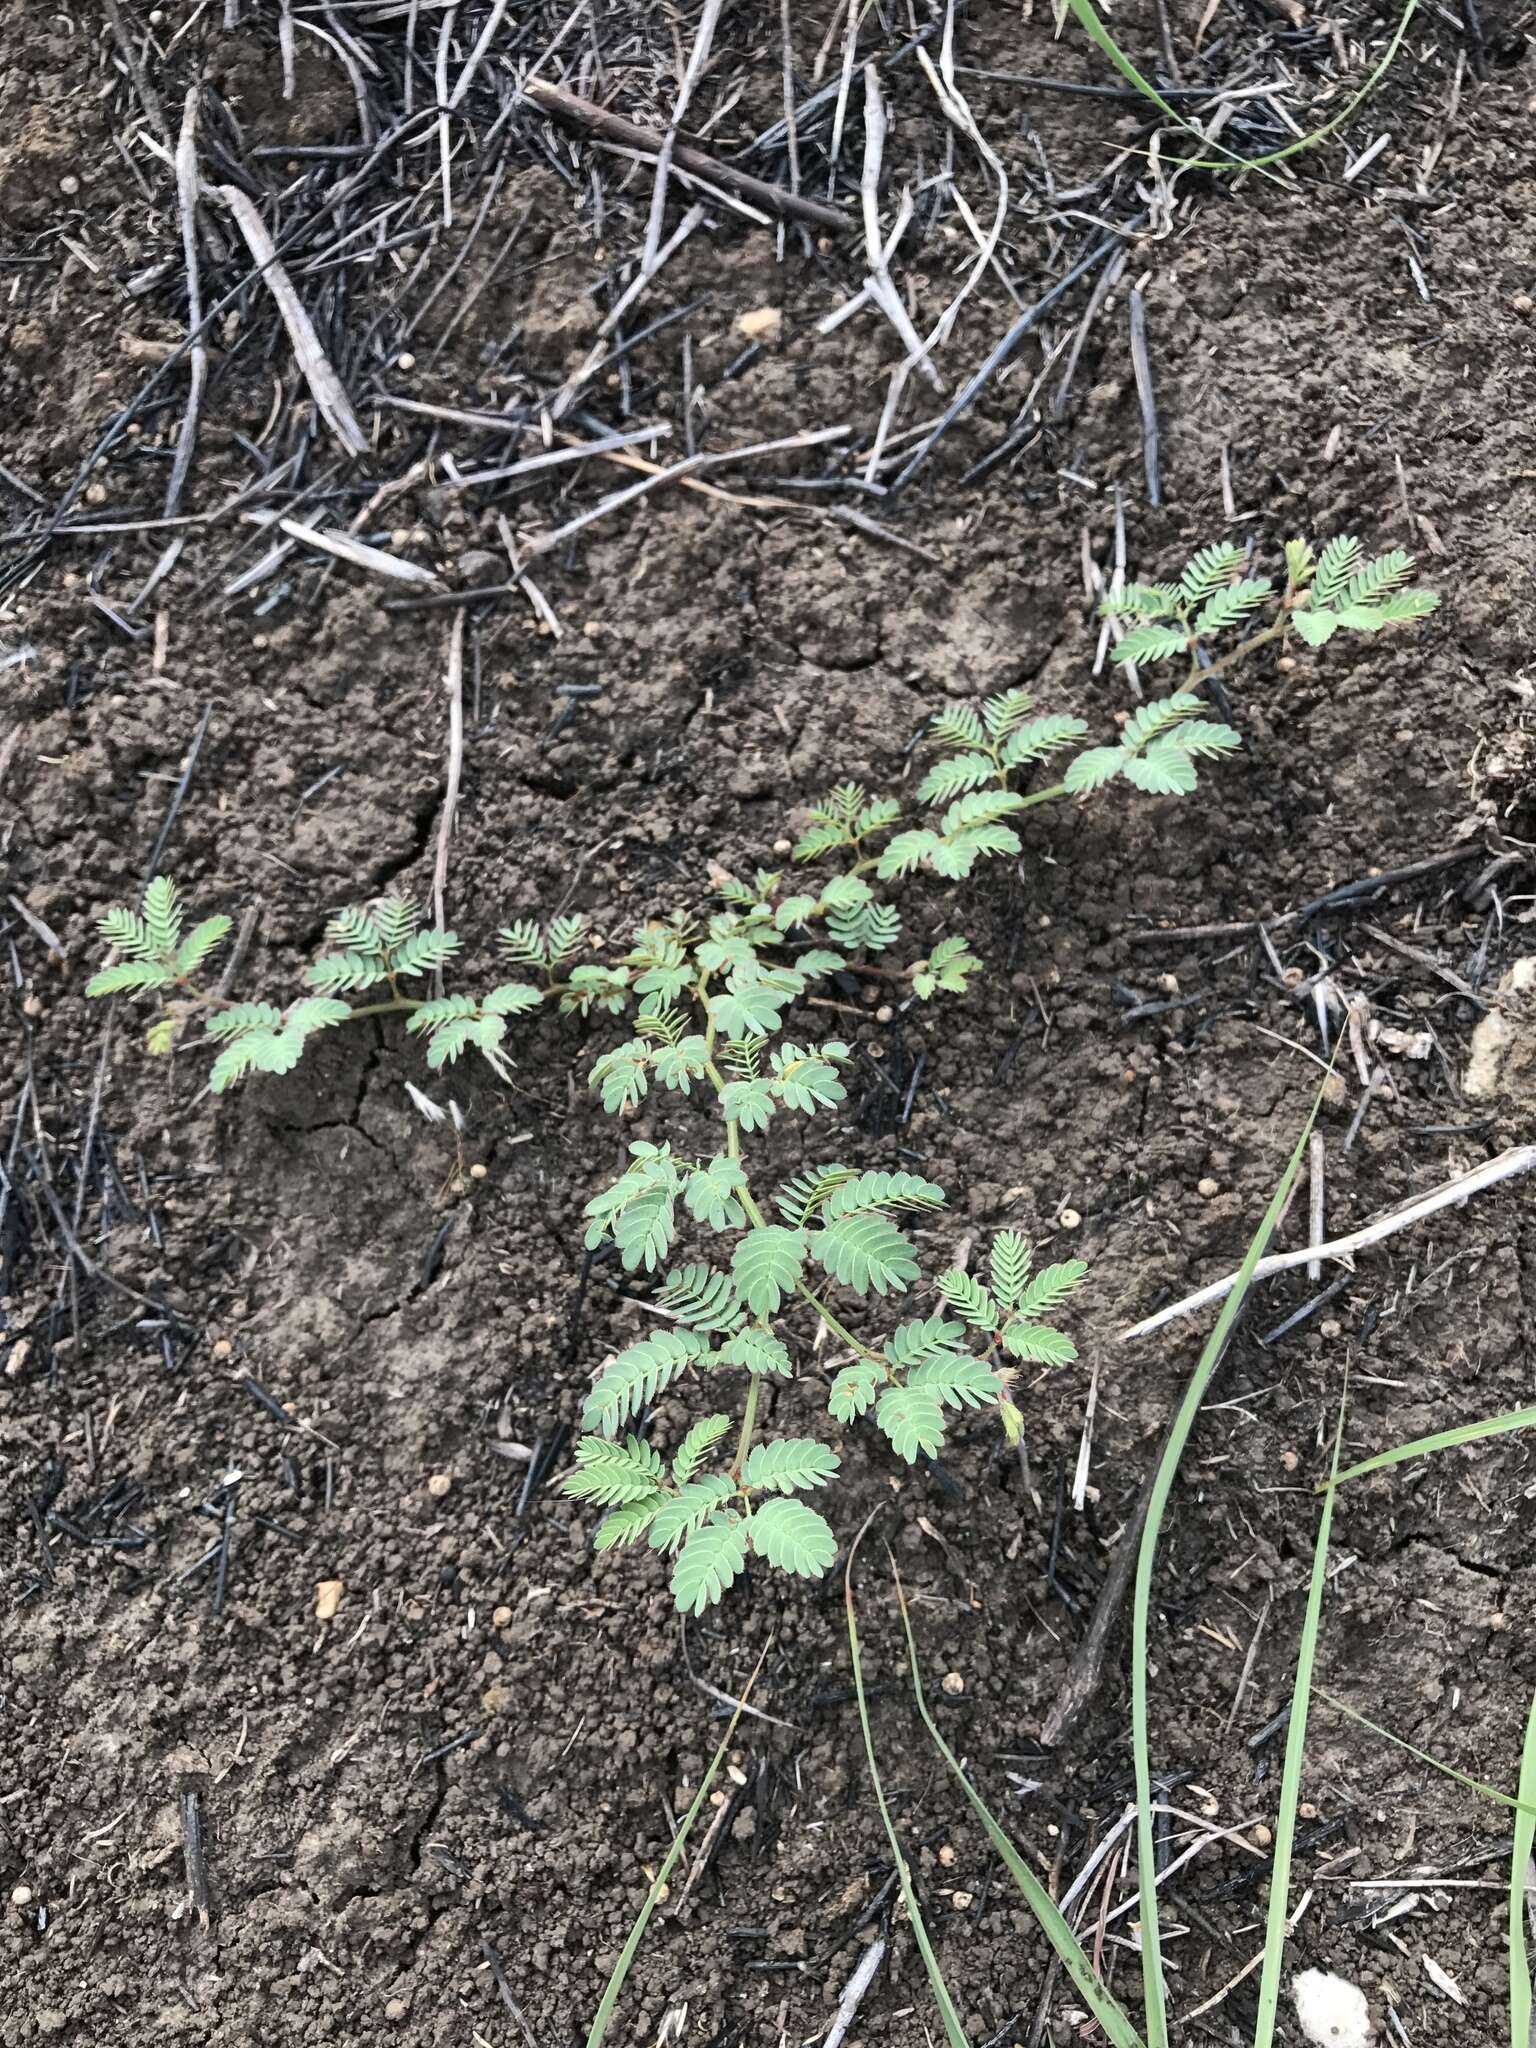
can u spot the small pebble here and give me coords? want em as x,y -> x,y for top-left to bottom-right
492,1605 -> 513,1628
1058,1208 -> 1082,1231
1298,1802 -> 1318,1820
874,1004 -> 894,1024
10,1886 -> 32,1907
396,351 -> 416,371
210,1338 -> 232,1361
951,1890 -> 974,1910
1318,1318 -> 1342,1339
1490,1612 -> 1507,1631
1251,1823 -> 1273,1848
1277,654 -> 1297,672
469,1162 -> 488,1180
427,1472 -> 453,1499
938,1843 -> 956,1867
385,1998 -> 407,2022
772,838 -> 792,855
1197,1176 -> 1219,1198
941,1671 -> 965,1696
315,1580 -> 344,1622
60,174 -> 80,195
1513,292 -> 1533,315
1280,1449 -> 1300,1473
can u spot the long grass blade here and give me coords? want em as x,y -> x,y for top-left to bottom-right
891,1558 -> 1146,2048
1252,1373 -> 1347,2047
1316,1690 -> 1536,1820
1512,1691 -> 1536,2048
1333,1403 -> 1536,1486
846,1517 -> 969,2048
585,1645 -> 766,2048
1062,0 -> 1417,175
1129,1097 -> 1320,2048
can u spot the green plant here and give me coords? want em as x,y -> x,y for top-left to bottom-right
88,536 -> 1433,1095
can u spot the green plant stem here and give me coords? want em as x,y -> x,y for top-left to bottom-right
584,1647 -> 766,2048
793,1279 -> 877,1360
1130,1094 -> 1320,2048
1252,1372 -> 1347,2048
731,1372 -> 761,1484
346,996 -> 425,1020
845,1517 -> 969,2048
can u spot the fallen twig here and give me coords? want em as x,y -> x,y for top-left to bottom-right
212,186 -> 369,456
523,78 -> 847,231
1122,1145 -> 1536,1341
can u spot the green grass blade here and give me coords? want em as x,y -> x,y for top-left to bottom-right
1252,1377 -> 1347,2048
1130,1093 -> 1319,2048
1062,0 -> 1416,174
585,1647 -> 766,2048
1317,1690 -> 1536,1820
846,1519 -> 970,2048
891,1560 -> 1146,2048
1512,1691 -> 1536,2048
1333,1403 -> 1536,1486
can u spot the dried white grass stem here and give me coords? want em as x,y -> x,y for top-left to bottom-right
432,612 -> 466,997
166,89 -> 206,519
214,186 -> 368,455
1121,1145 -> 1536,1341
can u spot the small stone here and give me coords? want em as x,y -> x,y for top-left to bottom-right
492,1605 -> 513,1628
1157,973 -> 1179,995
1251,1823 -> 1273,1848
427,1472 -> 453,1498
875,1004 -> 894,1025
10,1885 -> 32,1907
1318,1318 -> 1342,1339
1280,1449 -> 1300,1473
60,174 -> 80,195
315,1580 -> 344,1622
23,995 -> 41,1018
1513,292 -> 1533,315
951,1890 -> 974,1909
1197,1176 -> 1219,1198
772,838 -> 793,855
1058,1208 -> 1082,1230
1298,1801 -> 1318,1820
1491,1612 -> 1507,1631
385,1998 -> 408,2022
210,1338 -> 232,1361
397,351 -> 416,370
938,1843 -> 956,1867
737,306 -> 782,341
469,1162 -> 488,1180
941,1671 -> 965,1696
85,482 -> 108,506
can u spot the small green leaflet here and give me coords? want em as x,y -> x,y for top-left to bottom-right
732,1227 -> 807,1315
718,1327 -> 794,1377
989,1232 -> 1031,1309
769,1042 -> 846,1114
877,1385 -> 946,1463
913,935 -> 980,1000
937,1270 -> 996,1329
655,1265 -> 743,1332
671,1514 -> 748,1614
1001,1322 -> 1078,1365
685,1156 -> 748,1231
823,1170 -> 945,1219
749,1498 -> 836,1578
1017,1259 -> 1089,1320
564,1435 -> 666,1506
648,1476 -> 737,1553
672,1414 -> 731,1485
652,1035 -> 710,1093
808,1211 -> 919,1298
828,1360 -> 885,1422
885,1313 -> 969,1369
582,1331 -> 710,1435
720,1077 -> 775,1133
742,1438 -> 840,1494
909,1354 -> 1003,1409
593,1499 -> 661,1551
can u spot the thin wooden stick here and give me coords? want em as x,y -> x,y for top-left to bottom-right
213,187 -> 368,455
1121,1146 -> 1536,1341
523,79 -> 846,231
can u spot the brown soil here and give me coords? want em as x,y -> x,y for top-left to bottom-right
4,5 -> 1536,2046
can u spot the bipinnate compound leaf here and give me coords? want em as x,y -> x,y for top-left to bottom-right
808,1212 -> 920,1298
564,1435 -> 666,1507
672,1414 -> 732,1486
